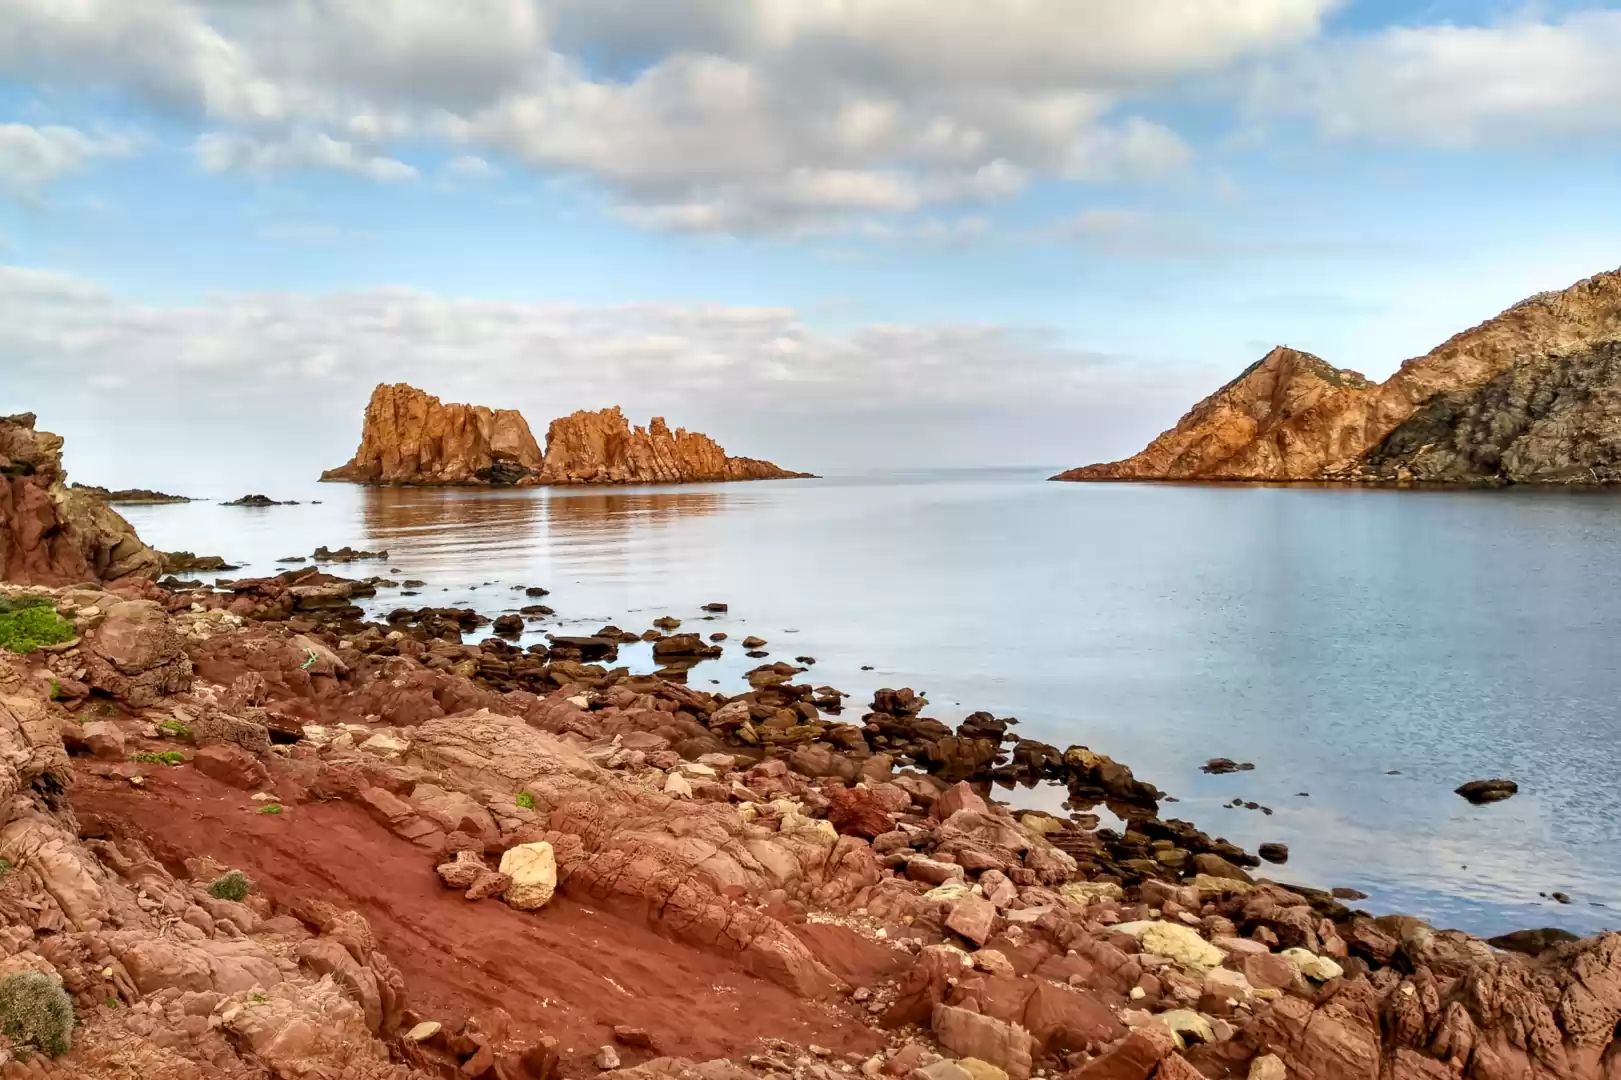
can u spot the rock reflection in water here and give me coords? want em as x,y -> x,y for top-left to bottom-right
359,488 -> 543,571
544,490 -> 725,537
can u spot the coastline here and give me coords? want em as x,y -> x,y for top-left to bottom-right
2,563 -> 1614,1079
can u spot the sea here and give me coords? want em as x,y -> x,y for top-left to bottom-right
121,468 -> 1621,938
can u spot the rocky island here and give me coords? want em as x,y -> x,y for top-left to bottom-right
322,383 -> 810,487
1055,265 -> 1621,484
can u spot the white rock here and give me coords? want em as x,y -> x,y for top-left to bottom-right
1282,948 -> 1344,982
1248,1054 -> 1286,1080
499,842 -> 558,910
663,772 -> 693,799
595,1046 -> 620,1070
359,732 -> 409,758
1157,1008 -> 1214,1048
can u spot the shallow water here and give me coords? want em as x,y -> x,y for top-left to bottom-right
124,469 -> 1621,937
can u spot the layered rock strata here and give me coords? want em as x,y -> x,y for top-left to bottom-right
1058,265 -> 1621,484
322,384 -> 808,486
0,413 -> 162,586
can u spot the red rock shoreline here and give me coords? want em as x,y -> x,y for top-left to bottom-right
1,563 -> 1616,1080
2,417 -> 1617,1080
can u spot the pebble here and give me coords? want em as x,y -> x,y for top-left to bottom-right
596,1046 -> 621,1070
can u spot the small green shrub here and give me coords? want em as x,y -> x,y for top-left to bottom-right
0,971 -> 76,1059
515,791 -> 535,810
0,858 -> 11,877
0,606 -> 75,655
207,870 -> 252,902
47,679 -> 63,701
157,718 -> 193,740
257,804 -> 283,815
0,595 -> 52,615
131,751 -> 185,767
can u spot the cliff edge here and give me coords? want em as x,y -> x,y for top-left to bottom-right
1057,265 -> 1621,484
323,384 -> 810,486
1,412 -> 163,585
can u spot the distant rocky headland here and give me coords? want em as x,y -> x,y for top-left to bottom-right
1056,265 -> 1621,485
69,483 -> 193,505
321,383 -> 812,487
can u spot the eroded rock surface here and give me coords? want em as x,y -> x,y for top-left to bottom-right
538,407 -> 810,485
0,413 -> 162,585
321,382 -> 544,486
321,385 -> 810,487
1058,265 -> 1621,484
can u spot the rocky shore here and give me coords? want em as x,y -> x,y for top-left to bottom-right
2,423 -> 1617,1080
322,384 -> 810,487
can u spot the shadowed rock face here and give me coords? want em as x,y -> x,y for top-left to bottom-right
1,413 -> 162,585
1057,265 -> 1621,484
320,383 -> 545,486
322,384 -> 810,486
538,407 -> 812,485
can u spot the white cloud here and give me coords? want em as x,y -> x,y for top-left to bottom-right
195,131 -> 418,182
0,0 -> 1341,231
0,263 -> 1129,413
1255,10 -> 1621,145
444,155 -> 501,180
0,124 -> 132,195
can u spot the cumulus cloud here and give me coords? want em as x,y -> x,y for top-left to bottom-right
0,124 -> 132,195
0,0 -> 1341,231
1254,10 -> 1621,145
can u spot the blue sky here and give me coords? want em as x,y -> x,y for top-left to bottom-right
3,0 -> 1621,490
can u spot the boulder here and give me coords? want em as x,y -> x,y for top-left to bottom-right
500,842 -> 558,910
83,600 -> 193,706
194,743 -> 270,790
931,1004 -> 1033,1080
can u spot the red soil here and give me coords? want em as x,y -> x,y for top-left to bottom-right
76,764 -> 888,1075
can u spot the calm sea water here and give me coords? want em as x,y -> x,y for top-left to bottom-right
123,469 -> 1621,937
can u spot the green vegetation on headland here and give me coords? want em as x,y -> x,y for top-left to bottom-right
0,597 -> 75,654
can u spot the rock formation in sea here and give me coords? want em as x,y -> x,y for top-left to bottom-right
0,412 -> 163,585
537,407 -> 812,485
69,482 -> 193,504
323,384 -> 809,486
1056,265 -> 1621,484
320,382 -> 545,486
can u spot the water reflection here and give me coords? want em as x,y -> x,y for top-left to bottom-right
360,488 -> 544,572
544,490 -> 726,536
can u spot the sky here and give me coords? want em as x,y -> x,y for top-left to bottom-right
3,0 -> 1621,492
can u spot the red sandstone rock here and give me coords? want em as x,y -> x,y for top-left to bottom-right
322,384 -> 808,487
194,743 -> 270,790
1056,265 -> 1621,483
1,412 -> 161,585
538,406 -> 810,485
827,785 -> 895,839
321,382 -> 544,486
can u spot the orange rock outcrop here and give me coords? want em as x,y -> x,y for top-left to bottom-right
320,383 -> 545,486
1056,265 -> 1621,483
538,407 -> 812,485
322,385 -> 809,486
